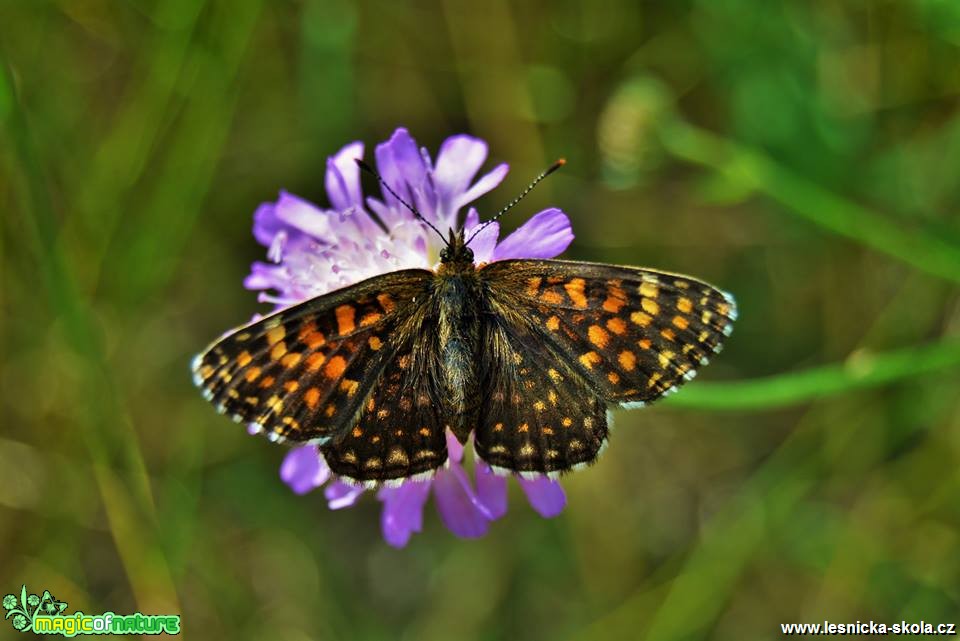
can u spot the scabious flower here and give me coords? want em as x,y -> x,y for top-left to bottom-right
246,128 -> 574,547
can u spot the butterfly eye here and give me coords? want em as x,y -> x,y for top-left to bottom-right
440,248 -> 450,262
464,247 -> 474,263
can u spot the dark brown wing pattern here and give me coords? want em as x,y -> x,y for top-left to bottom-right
319,306 -> 450,484
191,269 -> 432,445
473,259 -> 736,474
474,312 -> 609,476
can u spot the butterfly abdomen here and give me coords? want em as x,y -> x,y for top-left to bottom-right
434,272 -> 482,443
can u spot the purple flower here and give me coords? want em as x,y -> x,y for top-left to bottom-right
249,128 -> 573,547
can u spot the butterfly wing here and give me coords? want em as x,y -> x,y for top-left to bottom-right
473,259 -> 736,473
481,259 -> 736,405
474,312 -> 610,475
192,269 -> 433,444
318,298 -> 452,484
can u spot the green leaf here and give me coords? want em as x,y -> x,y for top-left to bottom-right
666,338 -> 960,410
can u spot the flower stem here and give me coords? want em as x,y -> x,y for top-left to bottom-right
665,338 -> 960,410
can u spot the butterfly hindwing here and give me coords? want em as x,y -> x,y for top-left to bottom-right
320,308 -> 451,483
479,259 -> 736,408
473,313 -> 609,474
191,269 -> 433,443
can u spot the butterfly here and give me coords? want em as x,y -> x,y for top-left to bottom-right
192,159 -> 736,486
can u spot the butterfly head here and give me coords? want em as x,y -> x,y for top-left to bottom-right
439,228 -> 474,267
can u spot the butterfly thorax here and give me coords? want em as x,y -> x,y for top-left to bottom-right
433,229 -> 481,443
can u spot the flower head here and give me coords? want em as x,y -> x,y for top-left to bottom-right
12,614 -> 27,631
2,594 -> 16,611
248,128 -> 574,547
26,594 -> 39,608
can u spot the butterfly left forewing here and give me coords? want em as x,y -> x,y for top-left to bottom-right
192,269 -> 432,443
479,259 -> 736,408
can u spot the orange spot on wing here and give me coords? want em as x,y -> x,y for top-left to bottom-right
237,351 -> 252,367
304,387 -> 321,409
540,289 -> 564,305
360,312 -> 382,327
606,317 -> 627,334
619,350 -> 637,371
259,375 -> 275,388
526,277 -> 542,297
281,352 -> 301,368
299,321 -> 326,348
677,297 -> 693,313
266,324 -> 285,345
631,311 -> 652,327
588,325 -> 610,349
324,355 -> 347,379
603,285 -> 627,313
305,352 -> 326,371
564,278 -> 588,308
377,293 -> 396,313
335,305 -> 356,335
270,342 -> 287,360
368,336 -> 383,350
244,367 -> 261,382
639,282 -> 659,299
673,315 -> 689,330
546,316 -> 560,331
579,351 -> 601,369
641,298 -> 660,316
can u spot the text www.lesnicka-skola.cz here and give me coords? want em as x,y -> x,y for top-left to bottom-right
781,621 -> 956,636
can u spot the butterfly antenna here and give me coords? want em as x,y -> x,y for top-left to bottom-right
466,158 -> 565,245
355,159 -> 447,243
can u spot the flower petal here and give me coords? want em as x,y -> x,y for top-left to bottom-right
492,208 -> 573,260
325,141 -> 365,211
433,465 -> 492,538
279,446 -> 330,495
455,163 -> 509,212
374,128 -> 425,210
273,191 -> 333,239
518,475 -> 567,518
376,480 -> 432,548
474,463 -> 508,520
252,201 -> 285,247
324,480 -> 365,510
446,430 -> 464,463
433,135 -> 488,200
463,208 -> 500,264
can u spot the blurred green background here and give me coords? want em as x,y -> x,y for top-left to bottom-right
2,1 -> 960,639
